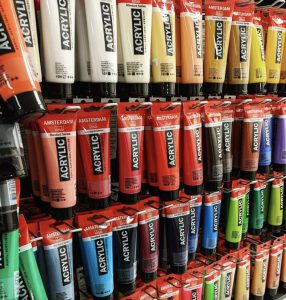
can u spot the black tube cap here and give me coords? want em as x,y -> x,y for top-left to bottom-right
225,240 -> 240,250
125,83 -> 149,98
52,206 -> 75,220
93,83 -> 117,98
203,82 -> 224,96
231,168 -> 240,179
0,156 -> 27,181
278,84 -> 286,96
184,184 -> 203,196
241,232 -> 247,240
117,83 -> 127,98
273,163 -> 286,173
171,265 -> 187,275
94,295 -> 112,300
223,172 -> 232,183
204,181 -> 222,192
159,189 -> 179,202
281,281 -> 286,289
258,165 -> 270,174
266,288 -> 278,297
73,82 -> 93,98
118,192 -> 140,204
240,170 -> 257,181
116,281 -> 136,296
250,294 -> 264,300
89,197 -> 110,210
0,209 -> 18,233
248,82 -> 266,95
148,185 -> 159,196
141,272 -> 157,283
44,83 -> 73,99
141,183 -> 148,195
267,83 -> 278,94
182,84 -> 203,97
2,91 -> 46,122
248,228 -> 262,236
201,247 -> 216,256
188,252 -> 196,260
268,225 -> 281,233
175,83 -> 181,96
38,200 -> 51,212
228,84 -> 248,96
151,83 -> 176,97
78,193 -> 89,205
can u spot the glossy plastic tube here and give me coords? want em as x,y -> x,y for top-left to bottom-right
264,182 -> 271,223
242,184 -> 250,240
234,250 -> 250,300
279,17 -> 286,95
219,261 -> 236,300
85,0 -> 117,97
201,192 -> 221,256
203,266 -> 221,300
159,210 -> 169,269
232,105 -> 243,176
175,3 -> 181,95
181,269 -> 203,299
221,188 -> 231,233
76,146 -> 88,203
281,238 -> 286,289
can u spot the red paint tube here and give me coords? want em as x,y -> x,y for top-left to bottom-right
240,104 -> 264,180
138,197 -> 160,282
77,104 -> 112,210
76,144 -> 88,204
157,275 -> 180,299
152,102 -> 181,201
180,266 -> 204,299
38,105 -> 78,220
183,102 -> 203,195
117,103 -> 146,204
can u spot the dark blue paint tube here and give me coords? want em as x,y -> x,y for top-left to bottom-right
40,219 -> 74,300
159,210 -> 169,269
201,192 -> 222,256
77,211 -> 114,299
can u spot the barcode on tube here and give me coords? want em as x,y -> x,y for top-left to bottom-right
192,170 -> 202,181
8,181 -> 16,202
256,69 -> 263,78
124,178 -> 140,189
231,231 -> 240,239
162,175 -> 177,186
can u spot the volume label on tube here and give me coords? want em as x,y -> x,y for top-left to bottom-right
0,14 -> 15,55
95,238 -> 108,275
260,189 -> 265,213
58,0 -> 71,50
213,204 -> 219,232
89,134 -> 103,175
276,31 -> 283,64
195,128 -> 202,162
214,21 -> 224,59
252,122 -> 259,152
192,290 -> 197,299
58,245 -> 71,286
239,26 -> 248,62
131,9 -> 144,55
101,2 -> 115,52
130,132 -> 139,170
165,130 -> 176,168
163,14 -> 173,56
56,137 -> 70,181
13,0 -> 33,47
194,19 -> 202,58
148,221 -> 156,253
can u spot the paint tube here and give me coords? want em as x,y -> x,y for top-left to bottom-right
180,267 -> 204,299
152,102 -> 181,201
0,229 -> 19,300
221,188 -> 231,234
19,215 -> 47,299
201,191 -> 221,256
175,1 -> 182,95
159,208 -> 169,269
267,174 -> 284,233
0,0 -> 46,121
183,102 -> 203,195
138,198 -> 159,282
279,16 -> 286,96
40,219 -> 74,300
165,200 -> 190,274
13,0 -> 42,82
203,264 -> 221,300
258,104 -> 272,174
264,181 -> 271,223
179,0 -> 203,97
187,194 -> 202,259
219,257 -> 237,300
225,181 -> 245,250
202,104 -> 223,191
38,105 -> 78,220
249,12 -> 267,95
85,0 -> 117,97
249,179 -> 267,236
141,132 -> 148,195
240,105 -> 263,180
118,0 -> 152,97
0,178 -> 19,232
113,204 -> 138,295
77,211 -> 114,298
41,0 -> 75,84
76,145 -> 88,204
151,0 -> 176,96
0,120 -> 27,180
242,183 -> 250,240
117,102 -> 145,204
203,0 -> 235,96
281,235 -> 286,289
265,11 -> 285,94
227,3 -> 254,95
157,276 -> 180,299
77,104 -> 112,209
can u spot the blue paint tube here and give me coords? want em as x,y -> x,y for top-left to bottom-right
40,219 -> 74,300
201,192 -> 222,256
77,211 -> 114,299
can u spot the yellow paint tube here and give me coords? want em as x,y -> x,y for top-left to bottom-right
278,15 -> 286,96
175,1 -> 182,95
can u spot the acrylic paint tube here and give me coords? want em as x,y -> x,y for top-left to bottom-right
118,0 -> 152,97
264,182 -> 271,223
13,0 -> 42,82
266,239 -> 283,297
0,178 -> 19,232
175,2 -> 182,96
159,209 -> 169,269
19,215 -> 47,300
201,191 -> 221,256
180,267 -> 204,299
219,258 -> 236,300
179,0 -> 203,97
40,219 -> 74,300
152,102 -> 181,201
36,239 -> 50,297
113,204 -> 138,295
77,211 -> 114,299
279,16 -> 286,96
203,264 -> 221,300
145,108 -> 158,195
267,175 -> 284,233
187,194 -> 202,259
117,18 -> 127,97
157,276 -> 180,299
240,105 -> 263,180
85,0 -> 117,98
258,104 -> 272,174
249,179 -> 267,236
183,102 -> 203,195
138,198 -> 159,282
41,0 -> 75,84
151,0 -> 176,96
117,102 -> 145,204
241,183 -> 250,240
0,0 -> 46,121
202,104 -> 223,191
76,145 -> 88,204
0,229 -> 19,300
203,0 -> 235,96
284,179 -> 286,228
221,188 -> 231,233
249,12 -> 267,95
77,104 -> 112,209
281,235 -> 286,289
165,200 -> 190,274
0,120 -> 27,180
38,106 -> 78,219
225,181 -> 245,250
272,103 -> 286,173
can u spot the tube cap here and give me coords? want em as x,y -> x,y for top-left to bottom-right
266,288 -> 278,297
231,168 -> 240,179
278,84 -> 286,96
117,83 -> 127,98
184,184 -> 203,196
141,272 -> 157,283
78,193 -> 89,205
250,295 -> 264,300
94,296 -> 112,300
175,83 -> 181,96
267,225 -> 281,233
273,163 -> 286,173
227,84 -> 248,96
43,83 -> 73,99
52,207 -> 75,220
204,181 -> 222,192
267,83 -> 278,94
203,83 -> 223,96
258,165 -> 270,174
118,192 -> 140,204
151,83 -> 176,97
93,83 -> 117,98
171,265 -> 187,275
141,183 -> 148,195
2,91 -> 46,122
89,197 -> 110,210
0,156 -> 27,181
125,83 -> 149,97
116,281 -> 136,296
248,228 -> 262,236
38,201 -> 51,212
159,189 -> 179,202
240,170 -> 257,181
181,84 -> 203,97
223,172 -> 232,183
248,82 -> 267,95
73,82 -> 93,98
241,232 -> 247,240
225,240 -> 240,250
201,247 -> 216,256
148,185 -> 159,196
0,209 -> 18,233
188,252 -> 196,260
281,281 -> 286,290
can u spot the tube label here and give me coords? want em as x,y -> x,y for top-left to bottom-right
275,30 -> 283,64
101,2 -> 115,52
163,14 -> 174,56
188,195 -> 202,254
131,9 -> 144,55
90,134 -> 103,175
215,21 -> 224,59
0,14 -> 15,55
57,0 -> 72,50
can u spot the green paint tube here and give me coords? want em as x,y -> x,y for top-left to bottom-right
203,265 -> 221,300
264,182 -> 271,223
283,179 -> 286,228
19,215 -> 47,300
0,229 -> 19,300
242,184 -> 250,240
267,175 -> 284,232
221,189 -> 231,234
